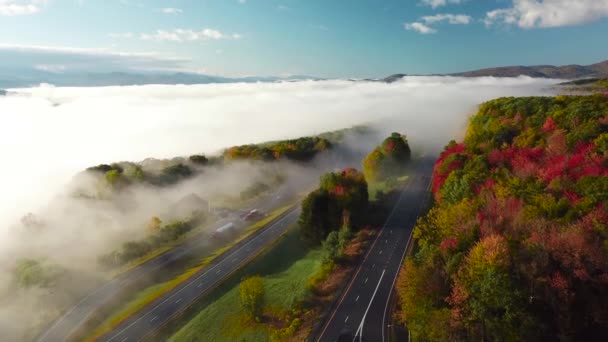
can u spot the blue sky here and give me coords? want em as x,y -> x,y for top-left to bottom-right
0,0 -> 608,78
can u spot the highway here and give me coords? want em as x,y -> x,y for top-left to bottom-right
37,192 -> 293,342
315,161 -> 433,342
99,207 -> 301,342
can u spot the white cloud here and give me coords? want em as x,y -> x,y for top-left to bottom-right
34,64 -> 66,73
405,13 -> 471,34
485,0 -> 608,29
420,0 -> 463,9
422,13 -> 471,24
140,29 -> 242,42
159,7 -> 182,14
404,22 -> 437,34
0,0 -> 47,16
0,44 -> 192,73
107,32 -> 134,39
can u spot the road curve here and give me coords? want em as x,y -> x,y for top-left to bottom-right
37,194 -> 292,342
99,207 -> 301,342
315,161 -> 433,342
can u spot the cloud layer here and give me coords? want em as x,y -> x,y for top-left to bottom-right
0,0 -> 46,16
485,0 -> 608,28
140,28 -> 242,42
0,77 -> 559,234
420,0 -> 464,9
0,44 -> 192,74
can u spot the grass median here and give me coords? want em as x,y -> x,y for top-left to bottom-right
86,203 -> 296,341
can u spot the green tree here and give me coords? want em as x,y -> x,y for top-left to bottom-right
189,154 -> 209,165
240,275 -> 265,321
363,133 -> 411,182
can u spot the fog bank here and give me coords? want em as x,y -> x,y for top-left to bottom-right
0,76 -> 558,233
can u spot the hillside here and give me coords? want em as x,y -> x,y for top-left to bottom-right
383,60 -> 608,82
397,95 -> 608,340
0,70 -> 323,89
453,60 -> 608,79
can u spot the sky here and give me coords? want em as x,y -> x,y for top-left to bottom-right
0,0 -> 607,78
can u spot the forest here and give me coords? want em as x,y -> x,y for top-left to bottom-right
397,95 -> 608,340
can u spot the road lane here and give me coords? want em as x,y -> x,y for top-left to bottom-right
37,191 -> 294,342
100,207 -> 301,342
316,160 -> 433,342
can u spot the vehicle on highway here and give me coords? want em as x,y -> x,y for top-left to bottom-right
211,222 -> 235,238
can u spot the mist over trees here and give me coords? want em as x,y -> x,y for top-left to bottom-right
362,132 -> 411,182
397,95 -> 608,340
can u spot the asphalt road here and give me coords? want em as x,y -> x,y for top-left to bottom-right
316,162 -> 433,342
99,207 -> 301,342
37,192 -> 292,342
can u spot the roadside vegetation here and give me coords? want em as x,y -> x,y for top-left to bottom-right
168,132 -> 412,341
85,204 -> 295,341
168,224 -> 377,342
396,95 -> 608,340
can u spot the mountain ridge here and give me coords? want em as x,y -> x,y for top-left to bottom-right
384,60 -> 608,82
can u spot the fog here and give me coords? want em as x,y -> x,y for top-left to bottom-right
0,77 -> 558,233
0,76 -> 559,339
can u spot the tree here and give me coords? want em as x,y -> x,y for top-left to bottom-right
299,189 -> 334,245
363,133 -> 412,182
147,216 -> 162,234
124,164 -> 144,181
240,275 -> 265,321
300,169 -> 368,245
189,154 -> 209,165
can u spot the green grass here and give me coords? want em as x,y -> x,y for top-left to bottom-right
369,175 -> 409,200
170,227 -> 323,342
86,204 -> 296,341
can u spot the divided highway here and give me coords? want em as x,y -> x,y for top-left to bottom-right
316,161 -> 434,342
99,207 -> 301,342
37,193 -> 293,342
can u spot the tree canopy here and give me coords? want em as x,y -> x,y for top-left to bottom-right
398,95 -> 608,340
363,132 -> 411,182
299,168 -> 368,245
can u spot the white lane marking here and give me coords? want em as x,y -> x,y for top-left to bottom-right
150,316 -> 158,323
353,270 -> 386,342
120,338 -> 128,342
372,263 -> 375,269
382,179 -> 431,342
364,277 -> 368,284
344,316 -> 349,323
379,250 -> 383,255
175,298 -> 182,304
216,269 -> 221,274
385,239 -> 388,243
104,209 -> 299,342
233,258 -> 238,262
197,283 -> 203,288
355,295 -> 360,302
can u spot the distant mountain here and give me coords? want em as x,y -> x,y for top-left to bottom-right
0,69 -> 323,88
0,89 -> 6,96
384,60 -> 608,82
453,60 -> 608,79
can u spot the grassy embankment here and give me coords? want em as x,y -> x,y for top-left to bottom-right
86,203 -> 296,341
169,226 -> 322,342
